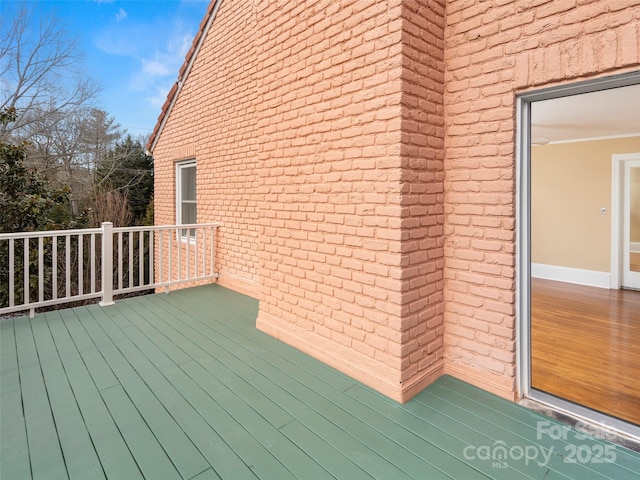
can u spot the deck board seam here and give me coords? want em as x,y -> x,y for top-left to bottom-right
151,293 -> 357,393
42,311 -> 109,480
154,291 -> 498,479
135,296 -> 406,479
4,286 -> 640,480
0,319 -> 33,480
126,310 -> 328,479
84,305 -> 211,479
428,381 -> 640,476
21,316 -> 69,479
54,307 -> 146,480
94,302 -> 285,479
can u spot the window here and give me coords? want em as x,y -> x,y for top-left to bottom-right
176,160 -> 196,238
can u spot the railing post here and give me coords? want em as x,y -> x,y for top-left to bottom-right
99,222 -> 115,307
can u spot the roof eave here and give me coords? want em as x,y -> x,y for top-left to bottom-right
146,0 -> 224,154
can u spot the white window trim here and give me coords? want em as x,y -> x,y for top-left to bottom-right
176,159 -> 196,242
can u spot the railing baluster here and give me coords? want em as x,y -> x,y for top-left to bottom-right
65,235 -> 71,299
158,230 -> 163,285
176,228 -> 181,281
118,232 -> 123,291
90,233 -> 96,294
138,230 -> 144,287
194,230 -> 199,278
214,227 -> 217,275
52,237 -> 57,300
78,234 -> 83,296
128,231 -> 133,288
168,229 -> 173,283
201,229 -> 206,277
38,237 -> 44,302
9,239 -> 14,307
24,238 -> 29,305
186,232 -> 190,280
148,230 -> 154,287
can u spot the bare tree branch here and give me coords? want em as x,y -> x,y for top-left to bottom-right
0,6 -> 98,141
24,107 -> 123,215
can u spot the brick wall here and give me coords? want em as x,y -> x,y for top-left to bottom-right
254,0 -> 408,400
152,0 -> 640,403
153,0 -> 260,297
443,0 -> 640,398
398,0 -> 447,397
253,0 -> 448,401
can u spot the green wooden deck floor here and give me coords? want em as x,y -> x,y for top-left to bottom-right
1,285 -> 639,480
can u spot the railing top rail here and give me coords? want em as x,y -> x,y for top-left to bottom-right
0,223 -> 221,240
0,227 -> 103,240
112,223 -> 220,233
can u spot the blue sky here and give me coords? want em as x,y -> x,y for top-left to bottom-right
1,0 -> 210,136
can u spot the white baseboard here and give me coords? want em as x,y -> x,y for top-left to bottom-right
631,242 -> 640,253
531,263 -> 611,289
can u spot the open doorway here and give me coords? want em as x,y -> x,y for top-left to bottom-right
613,155 -> 640,290
629,160 -> 640,284
518,74 -> 640,435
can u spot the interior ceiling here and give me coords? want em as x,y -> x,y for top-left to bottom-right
531,83 -> 640,144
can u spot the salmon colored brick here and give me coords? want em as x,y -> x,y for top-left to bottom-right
152,0 -> 639,403
443,0 -> 639,399
153,0 -> 260,297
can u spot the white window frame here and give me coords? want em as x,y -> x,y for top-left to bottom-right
176,159 -> 196,241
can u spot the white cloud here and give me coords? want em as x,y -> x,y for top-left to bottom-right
141,59 -> 172,77
95,17 -> 193,78
116,8 -> 127,22
130,31 -> 193,92
92,5 -> 206,127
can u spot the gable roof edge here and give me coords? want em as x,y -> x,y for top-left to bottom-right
146,0 -> 224,154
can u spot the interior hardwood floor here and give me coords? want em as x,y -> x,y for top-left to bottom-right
531,278 -> 640,426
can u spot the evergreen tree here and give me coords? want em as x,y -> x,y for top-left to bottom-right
0,107 -> 75,309
95,135 -> 153,225
0,107 -> 70,233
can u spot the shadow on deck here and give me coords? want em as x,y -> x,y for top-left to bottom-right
1,285 -> 639,479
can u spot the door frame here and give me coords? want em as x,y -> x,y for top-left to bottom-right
516,71 -> 640,438
612,154 -> 640,289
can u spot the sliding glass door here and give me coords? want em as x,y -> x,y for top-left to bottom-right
518,74 -> 640,436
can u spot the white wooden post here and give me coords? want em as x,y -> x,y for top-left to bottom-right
99,222 -> 115,306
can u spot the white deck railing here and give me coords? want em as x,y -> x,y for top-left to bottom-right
0,222 -> 219,317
